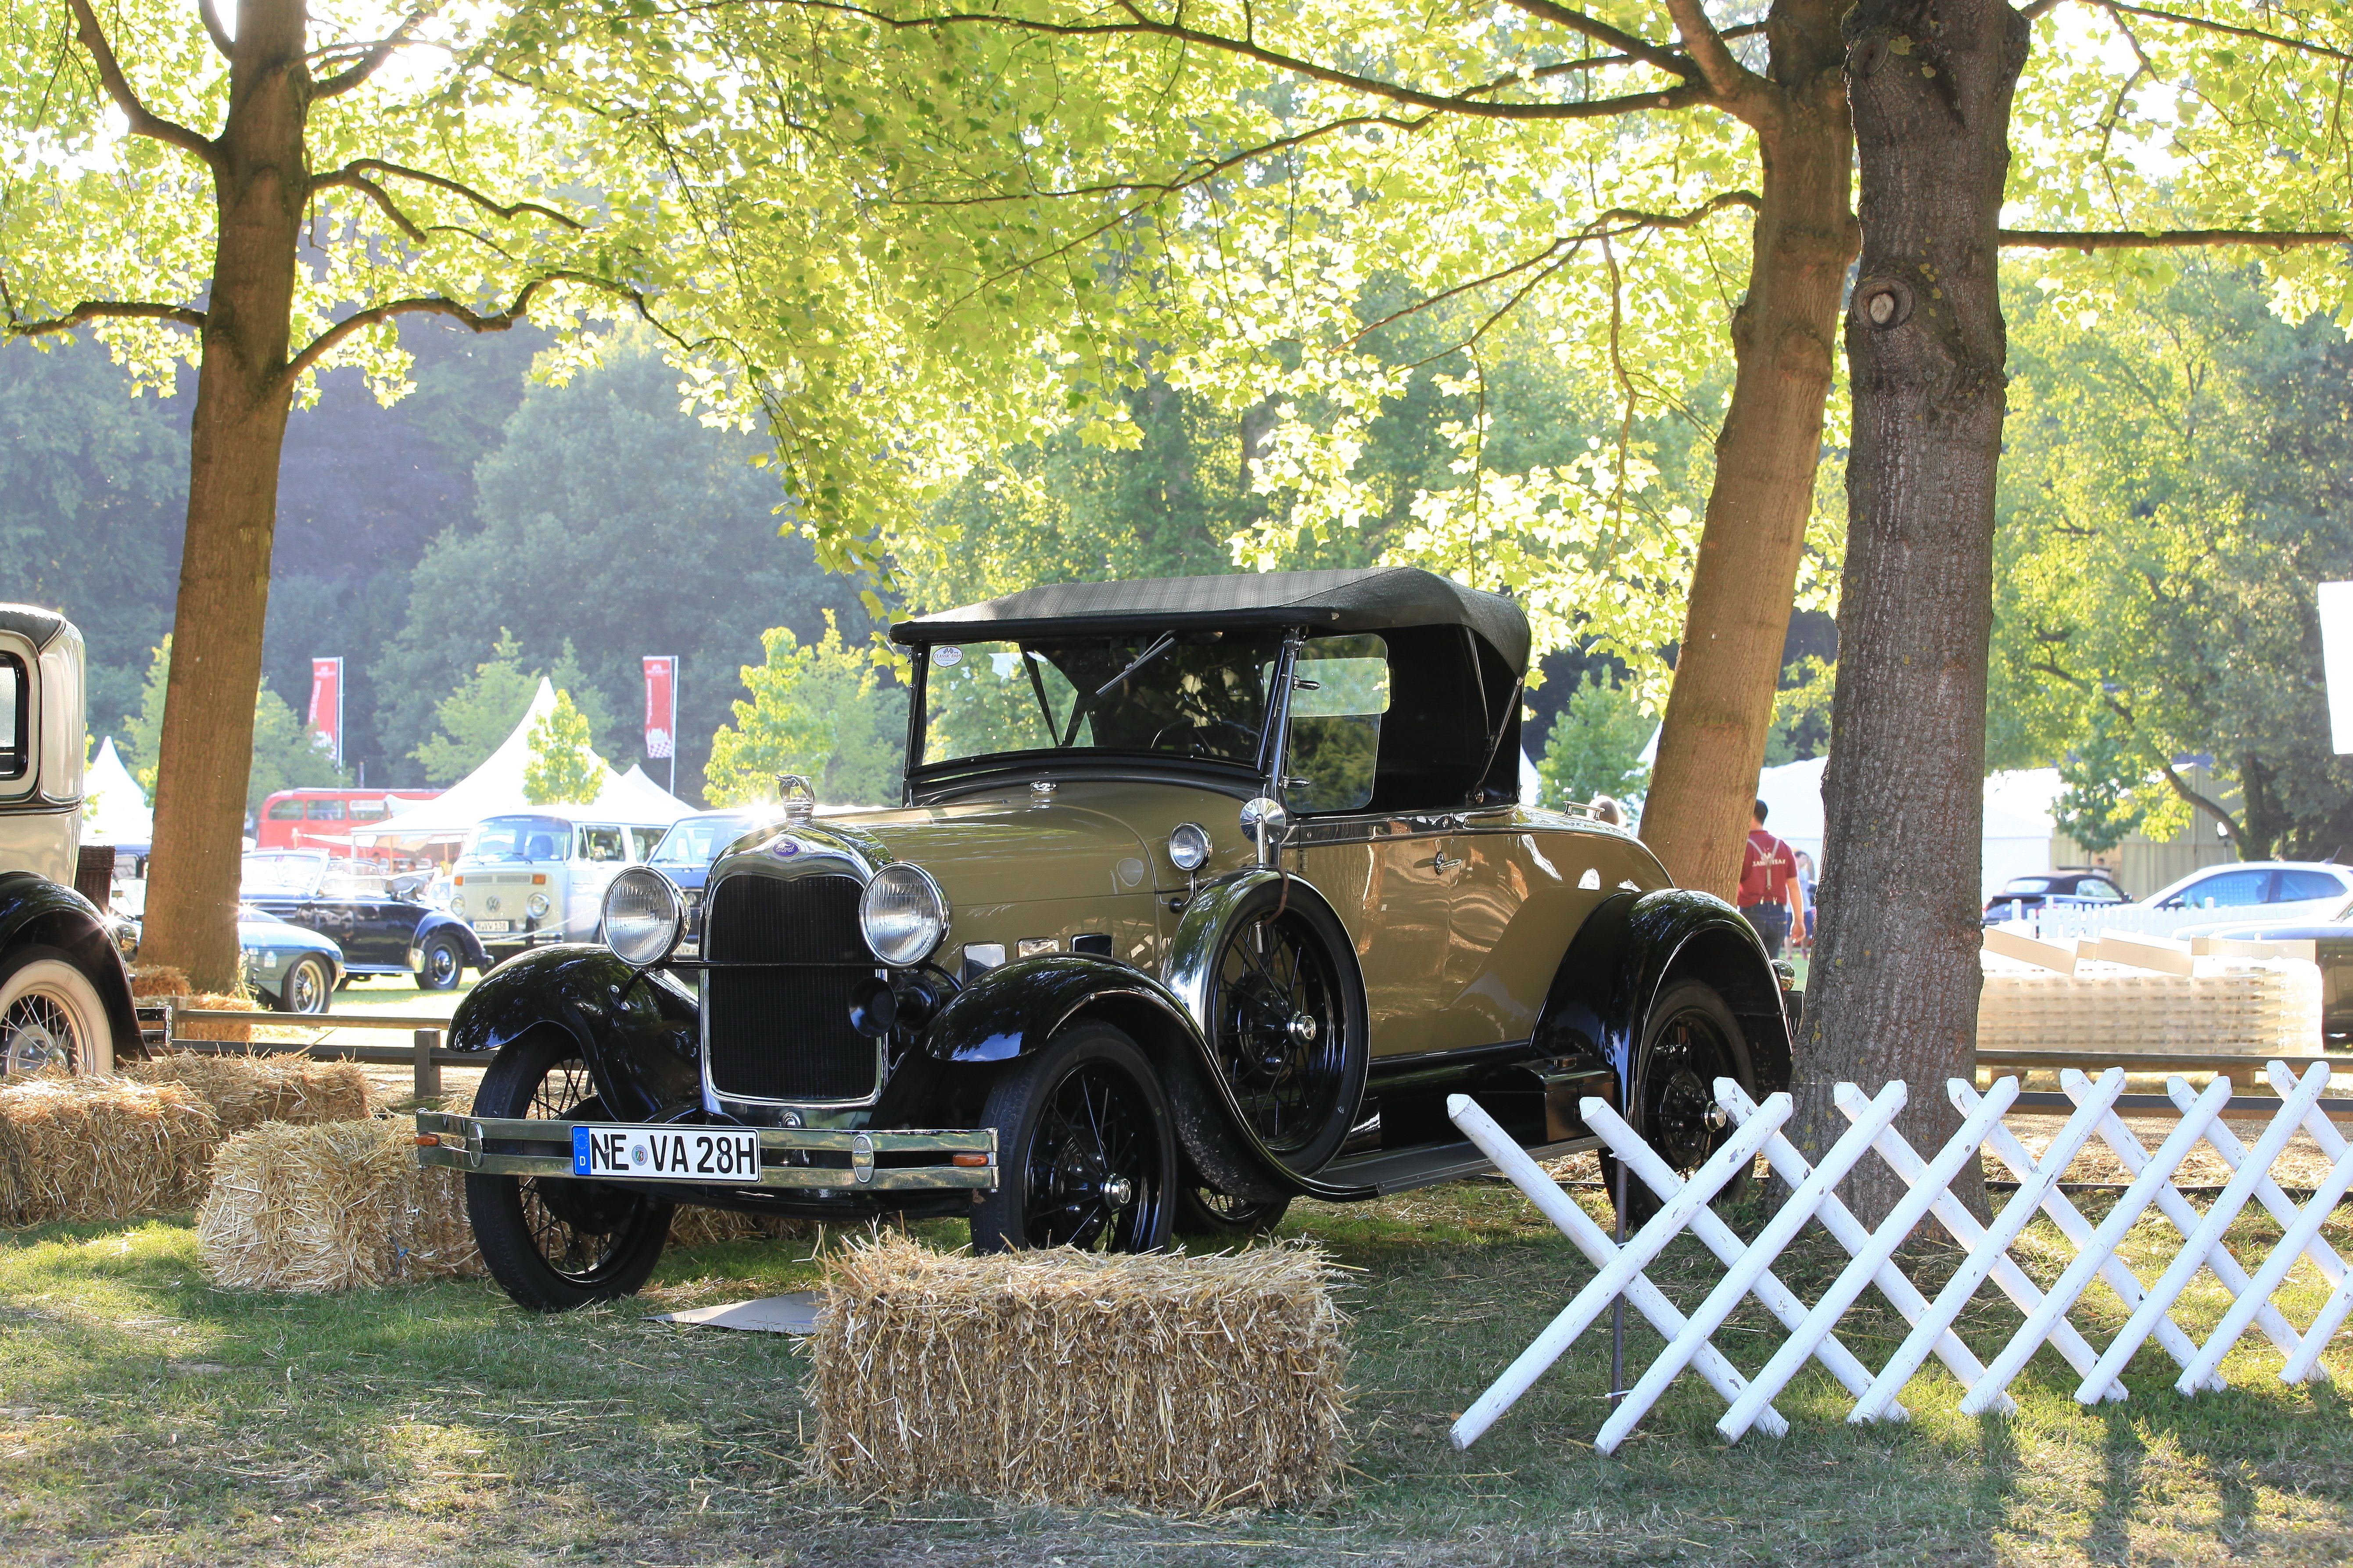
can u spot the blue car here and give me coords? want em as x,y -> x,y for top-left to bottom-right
242,851 -> 489,991
642,809 -> 783,957
237,906 -> 345,1013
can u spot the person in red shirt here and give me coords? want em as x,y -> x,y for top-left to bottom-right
1738,798 -> 1806,959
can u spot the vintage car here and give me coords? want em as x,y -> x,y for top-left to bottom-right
0,606 -> 140,1077
642,808 -> 785,958
418,569 -> 1793,1310
241,849 -> 489,991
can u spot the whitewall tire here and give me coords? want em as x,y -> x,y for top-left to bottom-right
0,952 -> 115,1077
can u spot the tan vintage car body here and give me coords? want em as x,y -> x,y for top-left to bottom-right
423,569 -> 1792,1304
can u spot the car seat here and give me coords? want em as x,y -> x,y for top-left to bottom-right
527,833 -> 557,860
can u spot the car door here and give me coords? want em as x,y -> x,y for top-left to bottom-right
1293,818 -> 1454,1059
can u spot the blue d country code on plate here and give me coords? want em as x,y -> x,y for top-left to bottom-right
572,1124 -> 763,1181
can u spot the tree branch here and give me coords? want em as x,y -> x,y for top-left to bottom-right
4,296 -> 206,339
278,271 -> 653,389
63,0 -> 216,164
196,0 -> 233,58
774,0 -> 1705,119
1492,0 -> 1700,80
2154,753 -> 2246,851
312,4 -> 441,99
2091,0 -> 2353,66
1653,0 -> 1760,107
2000,226 -> 2351,250
311,158 -> 585,229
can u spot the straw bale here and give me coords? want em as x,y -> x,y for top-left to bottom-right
809,1235 -> 1348,1512
195,1118 -> 482,1291
172,994 -> 259,1044
127,964 -> 190,999
0,1076 -> 221,1225
122,1052 -> 373,1131
668,1204 -> 815,1246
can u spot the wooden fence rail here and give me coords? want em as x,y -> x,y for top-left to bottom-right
145,1002 -> 475,1098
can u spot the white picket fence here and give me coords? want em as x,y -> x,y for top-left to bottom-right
1446,1060 -> 2353,1453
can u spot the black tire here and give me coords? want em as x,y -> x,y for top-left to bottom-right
0,946 -> 117,1076
418,932 -> 465,992
1175,1178 -> 1291,1244
1199,880 -> 1367,1174
971,1021 -> 1176,1255
465,1031 -> 673,1311
1603,979 -> 1755,1233
275,955 -> 334,1015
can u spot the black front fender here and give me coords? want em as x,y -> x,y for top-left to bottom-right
1534,888 -> 1792,1116
413,910 -> 492,972
446,945 -> 700,1120
0,871 -> 140,1060
920,952 -> 1376,1202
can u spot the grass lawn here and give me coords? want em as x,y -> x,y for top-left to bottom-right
7,1158 -> 2353,1564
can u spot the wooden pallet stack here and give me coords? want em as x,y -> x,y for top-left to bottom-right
1977,928 -> 2321,1055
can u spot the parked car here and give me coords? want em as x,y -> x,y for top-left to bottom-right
420,568 -> 1794,1311
236,907 -> 346,1013
2140,862 -> 2353,918
0,606 -> 140,1076
643,809 -> 784,958
448,809 -> 669,964
241,849 -> 489,991
1982,869 -> 2129,925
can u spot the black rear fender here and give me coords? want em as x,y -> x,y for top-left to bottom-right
416,911 -> 491,972
1534,888 -> 1792,1119
0,871 -> 140,1059
921,950 -> 1375,1201
447,944 -> 699,1119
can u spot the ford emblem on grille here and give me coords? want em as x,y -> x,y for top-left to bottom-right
771,838 -> 801,859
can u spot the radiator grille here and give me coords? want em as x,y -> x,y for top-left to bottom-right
703,873 -> 879,1102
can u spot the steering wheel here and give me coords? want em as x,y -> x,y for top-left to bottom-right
1150,716 -> 1260,756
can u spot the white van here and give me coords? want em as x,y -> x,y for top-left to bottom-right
450,809 -> 669,960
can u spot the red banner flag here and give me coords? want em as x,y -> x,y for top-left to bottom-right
643,656 -> 677,759
308,658 -> 343,765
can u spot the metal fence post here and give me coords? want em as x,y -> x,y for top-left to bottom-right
414,1028 -> 441,1101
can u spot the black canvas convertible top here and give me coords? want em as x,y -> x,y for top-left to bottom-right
892,567 -> 1531,678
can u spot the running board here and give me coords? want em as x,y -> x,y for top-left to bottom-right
1321,1134 -> 1601,1197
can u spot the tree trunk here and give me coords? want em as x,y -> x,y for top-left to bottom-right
136,0 -> 310,992
1640,1 -> 1859,900
1792,0 -> 2030,1222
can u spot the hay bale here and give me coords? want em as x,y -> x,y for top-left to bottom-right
195,1119 -> 482,1291
127,964 -> 190,999
122,1053 -> 373,1131
172,994 -> 259,1044
0,1077 -> 221,1226
809,1235 -> 1348,1511
667,1205 -> 814,1247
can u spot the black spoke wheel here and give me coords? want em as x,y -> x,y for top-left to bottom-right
418,933 -> 464,991
1175,1174 -> 1291,1243
465,1031 -> 672,1311
1603,979 -> 1754,1232
972,1021 -> 1175,1255
276,955 -> 334,1014
1201,883 -> 1366,1173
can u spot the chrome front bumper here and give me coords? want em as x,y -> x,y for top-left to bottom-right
412,1111 -> 998,1192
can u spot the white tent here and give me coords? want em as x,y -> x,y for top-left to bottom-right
82,736 -> 153,847
1755,756 -> 2060,901
350,679 -> 693,848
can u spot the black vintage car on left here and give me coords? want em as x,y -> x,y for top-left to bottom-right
241,851 -> 490,990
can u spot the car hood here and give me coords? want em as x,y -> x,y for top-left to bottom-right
237,915 -> 339,953
766,800 -> 1156,906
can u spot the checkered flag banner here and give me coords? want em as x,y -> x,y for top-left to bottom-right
1446,1060 -> 2353,1452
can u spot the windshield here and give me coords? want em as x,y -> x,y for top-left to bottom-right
461,815 -> 572,863
919,632 -> 1285,771
1999,877 -> 2052,895
651,814 -> 768,866
242,852 -> 326,897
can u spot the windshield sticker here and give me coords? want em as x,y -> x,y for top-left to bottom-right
934,645 -> 962,666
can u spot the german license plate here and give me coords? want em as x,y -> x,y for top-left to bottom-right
572,1124 -> 763,1183
474,920 -> 511,934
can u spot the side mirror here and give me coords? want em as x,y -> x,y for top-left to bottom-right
1239,797 -> 1289,862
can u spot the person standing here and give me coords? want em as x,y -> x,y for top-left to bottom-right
1738,798 -> 1806,959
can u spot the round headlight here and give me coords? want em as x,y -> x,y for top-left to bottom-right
602,867 -> 684,967
1168,822 -> 1212,872
527,892 -> 552,918
450,894 -> 466,915
860,864 -> 949,967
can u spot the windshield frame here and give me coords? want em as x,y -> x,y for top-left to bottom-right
459,814 -> 576,864
904,630 -> 1299,798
